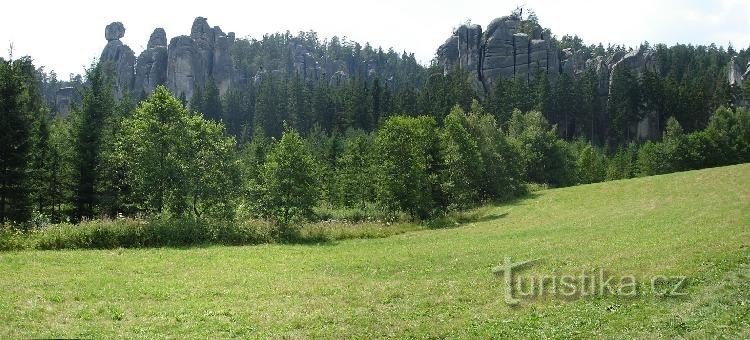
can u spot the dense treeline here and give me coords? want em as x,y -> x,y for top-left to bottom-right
190,43 -> 748,152
2,38 -> 750,238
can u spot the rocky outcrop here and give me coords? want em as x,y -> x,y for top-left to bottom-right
100,22 -> 135,99
148,28 -> 168,48
290,42 -> 322,83
607,49 -> 660,141
105,22 -> 125,41
437,15 -> 559,93
165,17 -> 237,101
728,56 -> 744,87
99,18 -> 237,103
166,35 -> 204,101
54,87 -> 75,117
436,13 -> 664,140
134,29 -> 168,97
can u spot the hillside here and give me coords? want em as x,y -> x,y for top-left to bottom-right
0,164 -> 748,337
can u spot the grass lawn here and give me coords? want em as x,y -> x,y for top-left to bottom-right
1,164 -> 748,337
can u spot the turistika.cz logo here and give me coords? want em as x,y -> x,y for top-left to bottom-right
492,257 -> 688,305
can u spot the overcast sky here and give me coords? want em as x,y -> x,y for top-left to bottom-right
1,0 -> 749,78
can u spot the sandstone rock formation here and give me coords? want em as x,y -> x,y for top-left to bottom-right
728,56 -> 744,87
134,29 -> 168,96
98,18 -> 238,103
105,22 -> 125,41
100,22 -> 135,99
437,14 -> 662,140
166,17 -> 236,101
437,15 -> 559,94
54,87 -> 75,117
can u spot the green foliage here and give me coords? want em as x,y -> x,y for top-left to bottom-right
71,64 -> 114,220
637,141 -> 674,176
439,106 -> 483,209
464,101 -> 525,200
606,144 -> 639,180
18,218 -> 273,250
120,86 -> 239,219
335,131 -> 374,208
374,115 -> 440,219
637,107 -> 750,176
260,128 -> 320,234
507,109 -> 575,186
0,57 -> 35,224
571,140 -> 607,184
97,95 -> 136,218
702,106 -> 750,165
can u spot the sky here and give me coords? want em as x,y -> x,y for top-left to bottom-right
1,0 -> 749,78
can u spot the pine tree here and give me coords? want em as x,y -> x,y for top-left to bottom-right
202,79 -> 223,122
0,57 -> 34,224
71,63 -> 114,220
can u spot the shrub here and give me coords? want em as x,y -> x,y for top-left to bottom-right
260,128 -> 320,237
507,110 -> 575,187
439,106 -> 484,209
374,115 -> 440,219
606,144 -> 639,180
572,140 -> 607,184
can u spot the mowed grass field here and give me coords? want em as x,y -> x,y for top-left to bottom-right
1,164 -> 749,338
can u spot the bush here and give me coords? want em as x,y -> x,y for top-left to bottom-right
637,141 -> 674,176
606,144 -> 639,180
260,128 -> 319,233
19,218 -> 275,250
507,110 -> 576,187
374,115 -> 440,219
571,140 -> 607,184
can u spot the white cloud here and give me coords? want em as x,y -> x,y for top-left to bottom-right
0,0 -> 747,78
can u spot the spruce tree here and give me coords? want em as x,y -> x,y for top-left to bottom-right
0,57 -> 34,224
71,63 -> 114,220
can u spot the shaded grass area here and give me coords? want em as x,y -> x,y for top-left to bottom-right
0,164 -> 748,337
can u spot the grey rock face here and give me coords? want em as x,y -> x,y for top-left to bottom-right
456,24 -> 482,75
437,36 -> 459,75
481,16 -> 521,89
610,49 -> 658,78
148,28 -> 168,48
165,17 -> 237,101
133,29 -> 170,96
213,32 -> 236,94
100,24 -> 136,99
55,87 -> 75,117
289,42 -> 322,83
727,56 -> 744,87
744,62 -> 750,82
330,70 -> 349,87
134,46 -> 168,96
608,48 -> 660,141
167,35 -> 203,101
105,22 -> 125,41
437,15 -> 560,93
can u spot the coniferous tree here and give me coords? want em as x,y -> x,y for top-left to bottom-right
71,63 -> 114,220
0,57 -> 34,224
336,131 -> 374,208
202,79 -> 223,122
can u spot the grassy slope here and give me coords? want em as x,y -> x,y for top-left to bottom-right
0,164 -> 748,338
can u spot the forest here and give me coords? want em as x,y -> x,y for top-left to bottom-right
1,26 -> 750,248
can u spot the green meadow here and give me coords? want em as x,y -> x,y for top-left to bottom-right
1,164 -> 748,338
